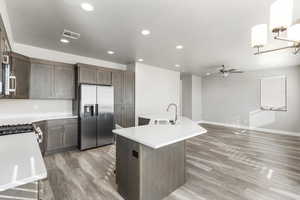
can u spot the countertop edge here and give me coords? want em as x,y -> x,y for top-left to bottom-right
115,130 -> 207,149
0,173 -> 47,192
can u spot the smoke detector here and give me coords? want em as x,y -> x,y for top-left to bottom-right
62,29 -> 80,40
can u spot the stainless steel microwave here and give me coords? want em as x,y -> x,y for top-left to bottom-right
0,54 -> 16,97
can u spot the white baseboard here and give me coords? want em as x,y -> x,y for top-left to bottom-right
199,120 -> 300,137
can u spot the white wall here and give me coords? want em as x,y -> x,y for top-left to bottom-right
181,74 -> 192,118
181,74 -> 202,121
0,99 -> 72,118
192,75 -> 202,121
135,63 -> 180,123
202,66 -> 300,134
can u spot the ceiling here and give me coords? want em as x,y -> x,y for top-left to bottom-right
5,0 -> 300,75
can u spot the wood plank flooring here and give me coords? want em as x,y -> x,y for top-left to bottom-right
41,124 -> 300,200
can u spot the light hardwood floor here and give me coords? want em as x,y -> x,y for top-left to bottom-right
41,124 -> 300,200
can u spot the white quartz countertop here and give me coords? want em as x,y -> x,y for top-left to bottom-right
0,133 -> 47,191
113,117 -> 207,149
0,113 -> 78,125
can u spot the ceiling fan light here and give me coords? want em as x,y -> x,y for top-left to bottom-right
251,24 -> 268,47
270,0 -> 294,32
287,23 -> 300,42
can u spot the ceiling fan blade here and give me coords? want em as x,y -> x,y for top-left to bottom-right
205,71 -> 219,76
231,71 -> 244,73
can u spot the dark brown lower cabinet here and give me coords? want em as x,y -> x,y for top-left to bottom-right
9,52 -> 31,99
116,136 -> 186,200
64,121 -> 78,148
114,104 -> 123,127
114,104 -> 135,128
34,118 -> 78,155
123,104 -> 135,127
47,125 -> 64,152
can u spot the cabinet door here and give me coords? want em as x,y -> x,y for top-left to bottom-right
30,63 -> 54,99
0,29 -> 4,92
54,64 -> 75,99
33,121 -> 47,155
114,104 -> 123,127
79,67 -> 97,84
123,71 -> 135,105
47,125 -> 64,151
97,70 -> 112,85
64,121 -> 78,148
123,104 -> 135,128
116,136 -> 140,200
11,55 -> 30,99
112,71 -> 124,105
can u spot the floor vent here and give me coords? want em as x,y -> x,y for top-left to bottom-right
62,29 -> 80,40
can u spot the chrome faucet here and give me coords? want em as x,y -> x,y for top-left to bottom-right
166,103 -> 178,122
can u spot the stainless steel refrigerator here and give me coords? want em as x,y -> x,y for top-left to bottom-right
79,84 -> 115,150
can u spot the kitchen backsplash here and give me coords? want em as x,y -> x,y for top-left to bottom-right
0,99 -> 72,117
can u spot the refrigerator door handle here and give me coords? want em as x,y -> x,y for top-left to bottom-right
95,104 -> 99,116
92,104 -> 96,116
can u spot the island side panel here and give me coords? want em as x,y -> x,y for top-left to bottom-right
116,135 -> 140,200
140,141 -> 186,200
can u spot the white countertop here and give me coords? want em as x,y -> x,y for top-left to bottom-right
0,113 -> 78,125
0,133 -> 47,191
113,117 -> 207,149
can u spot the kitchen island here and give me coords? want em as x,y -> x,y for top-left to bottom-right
0,132 -> 47,199
113,116 -> 207,200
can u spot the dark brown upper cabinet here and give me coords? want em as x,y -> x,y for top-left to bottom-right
54,64 -> 75,99
30,58 -> 75,99
112,70 -> 124,105
77,63 -> 112,85
123,71 -> 135,106
97,70 -> 112,85
30,61 -> 54,99
6,52 -> 31,99
77,65 -> 97,84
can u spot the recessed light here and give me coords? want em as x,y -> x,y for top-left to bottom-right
175,64 -> 180,68
206,73 -> 211,76
137,58 -> 144,62
107,50 -> 115,55
141,29 -> 151,36
60,38 -> 70,44
176,45 -> 184,50
81,2 -> 94,12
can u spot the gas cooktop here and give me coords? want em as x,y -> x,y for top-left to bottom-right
0,124 -> 34,136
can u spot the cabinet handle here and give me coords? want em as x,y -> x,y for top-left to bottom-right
9,75 -> 16,94
95,104 -> 99,116
132,150 -> 139,159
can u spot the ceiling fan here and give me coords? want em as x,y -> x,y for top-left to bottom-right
206,65 -> 244,77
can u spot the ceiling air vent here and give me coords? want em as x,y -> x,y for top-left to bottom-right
62,29 -> 80,40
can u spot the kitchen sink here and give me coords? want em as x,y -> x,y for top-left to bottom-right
153,119 -> 177,125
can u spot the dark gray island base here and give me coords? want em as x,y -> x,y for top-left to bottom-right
116,135 -> 186,200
